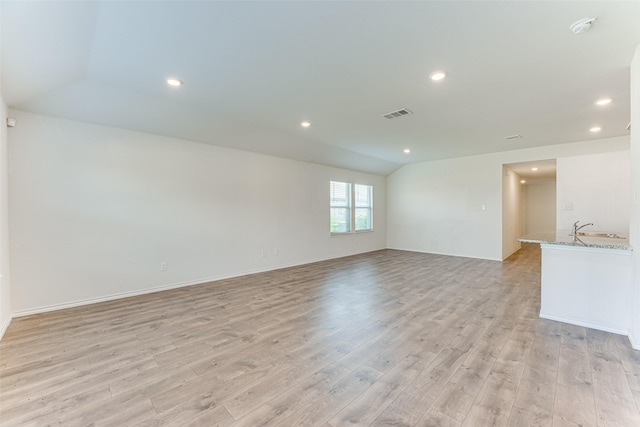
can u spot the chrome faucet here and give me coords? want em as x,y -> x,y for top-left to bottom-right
572,221 -> 594,236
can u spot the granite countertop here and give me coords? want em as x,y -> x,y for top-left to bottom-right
518,230 -> 633,251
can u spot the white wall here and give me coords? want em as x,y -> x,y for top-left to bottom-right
8,110 -> 387,315
0,0 -> 12,339
0,99 -> 9,338
387,136 -> 629,261
630,45 -> 640,348
502,167 -> 522,259
0,100 -> 10,338
519,185 -> 528,237
556,151 -> 630,233
524,182 -> 556,234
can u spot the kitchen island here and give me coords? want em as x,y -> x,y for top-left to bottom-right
519,231 -> 633,335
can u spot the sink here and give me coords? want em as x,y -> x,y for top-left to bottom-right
575,231 -> 626,239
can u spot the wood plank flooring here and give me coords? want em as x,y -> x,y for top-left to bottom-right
1,243 -> 640,426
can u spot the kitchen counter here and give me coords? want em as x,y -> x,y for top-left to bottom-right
519,230 -> 633,336
518,230 -> 632,251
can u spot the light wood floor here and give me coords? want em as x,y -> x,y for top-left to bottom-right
2,244 -> 640,426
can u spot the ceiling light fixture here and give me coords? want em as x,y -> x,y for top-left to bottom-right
166,78 -> 183,87
590,126 -> 602,132
301,121 -> 311,128
403,148 -> 411,154
429,71 -> 447,81
596,97 -> 612,106
520,180 -> 526,184
569,17 -> 597,34
531,167 -> 538,172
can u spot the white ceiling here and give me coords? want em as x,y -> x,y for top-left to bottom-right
2,1 -> 639,175
506,159 -> 557,183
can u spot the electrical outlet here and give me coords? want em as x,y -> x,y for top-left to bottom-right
261,250 -> 266,258
160,262 -> 167,271
274,248 -> 279,256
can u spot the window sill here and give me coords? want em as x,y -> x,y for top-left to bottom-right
330,230 -> 374,237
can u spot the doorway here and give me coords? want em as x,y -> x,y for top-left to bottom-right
502,159 -> 556,259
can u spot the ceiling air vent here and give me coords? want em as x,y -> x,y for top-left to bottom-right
382,108 -> 413,120
504,134 -> 523,141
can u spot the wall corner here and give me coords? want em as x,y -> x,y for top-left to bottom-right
628,45 -> 640,347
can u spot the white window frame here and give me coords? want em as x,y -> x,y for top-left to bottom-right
330,181 -> 373,235
354,184 -> 373,232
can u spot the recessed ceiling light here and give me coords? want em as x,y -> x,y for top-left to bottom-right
590,126 -> 602,132
429,71 -> 447,81
595,98 -> 612,106
301,121 -> 311,128
403,148 -> 411,154
520,180 -> 526,184
531,167 -> 538,172
166,78 -> 183,87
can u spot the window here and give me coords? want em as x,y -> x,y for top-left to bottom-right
330,181 -> 351,233
330,181 -> 373,233
354,184 -> 373,231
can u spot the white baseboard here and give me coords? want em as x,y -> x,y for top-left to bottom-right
0,314 -> 12,341
628,332 -> 640,350
11,277 -> 217,318
11,248 -> 384,318
386,246 -> 501,262
501,245 -> 522,261
540,312 -> 629,336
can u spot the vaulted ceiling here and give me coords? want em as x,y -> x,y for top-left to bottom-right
2,1 -> 639,175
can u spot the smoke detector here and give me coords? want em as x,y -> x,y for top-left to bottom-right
570,17 -> 596,34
